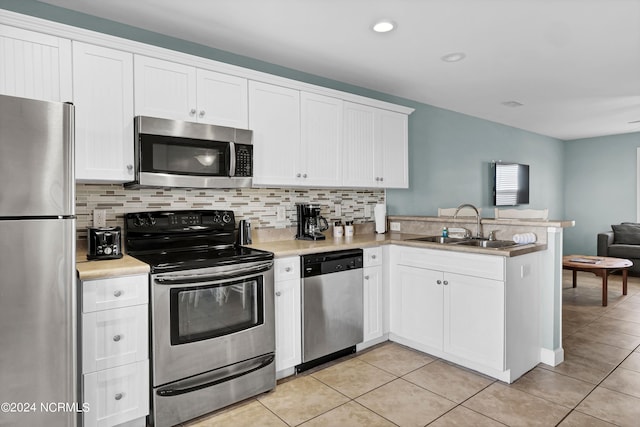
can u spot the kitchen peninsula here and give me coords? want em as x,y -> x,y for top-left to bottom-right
249,215 -> 574,383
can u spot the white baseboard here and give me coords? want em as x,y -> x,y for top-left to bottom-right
540,347 -> 565,366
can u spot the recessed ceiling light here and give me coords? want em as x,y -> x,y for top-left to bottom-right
441,52 -> 466,62
372,20 -> 396,33
501,101 -> 524,108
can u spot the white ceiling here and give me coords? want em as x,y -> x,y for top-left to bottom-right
39,0 -> 640,140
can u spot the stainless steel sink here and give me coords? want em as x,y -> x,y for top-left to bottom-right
453,239 -> 518,249
408,236 -> 467,244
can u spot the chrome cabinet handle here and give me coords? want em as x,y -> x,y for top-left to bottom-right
189,108 -> 196,116
113,334 -> 122,342
275,291 -> 282,297
371,254 -> 377,259
113,290 -> 122,297
126,164 -> 133,171
296,173 -> 301,178
285,267 -> 292,272
364,275 -> 370,280
436,280 -> 442,284
443,280 -> 449,285
380,177 -> 384,182
114,393 -> 123,401
199,110 -> 206,117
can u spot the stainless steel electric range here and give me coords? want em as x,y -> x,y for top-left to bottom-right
125,210 -> 275,427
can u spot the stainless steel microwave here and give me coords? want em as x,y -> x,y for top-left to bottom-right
126,116 -> 253,189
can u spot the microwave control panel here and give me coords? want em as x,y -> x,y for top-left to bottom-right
235,145 -> 252,177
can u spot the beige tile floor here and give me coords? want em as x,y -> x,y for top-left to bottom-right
183,270 -> 640,426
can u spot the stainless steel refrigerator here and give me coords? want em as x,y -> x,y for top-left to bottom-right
0,94 -> 77,427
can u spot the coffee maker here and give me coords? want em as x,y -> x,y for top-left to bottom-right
296,203 -> 329,240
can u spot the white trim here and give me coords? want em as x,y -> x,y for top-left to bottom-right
637,148 -> 640,222
0,9 -> 414,115
539,347 -> 564,367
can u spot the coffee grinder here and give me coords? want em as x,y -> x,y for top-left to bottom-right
296,203 -> 329,240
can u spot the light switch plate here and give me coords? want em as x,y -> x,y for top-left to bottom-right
390,222 -> 401,231
93,209 -> 107,227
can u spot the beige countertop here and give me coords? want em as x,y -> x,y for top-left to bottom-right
248,232 -> 546,258
387,215 -> 575,228
74,230 -> 548,280
76,245 -> 149,281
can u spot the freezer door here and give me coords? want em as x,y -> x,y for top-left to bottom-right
0,219 -> 77,427
0,94 -> 74,217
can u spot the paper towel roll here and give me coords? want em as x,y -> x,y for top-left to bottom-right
374,204 -> 386,234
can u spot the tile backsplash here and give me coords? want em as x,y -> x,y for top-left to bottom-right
76,184 -> 384,240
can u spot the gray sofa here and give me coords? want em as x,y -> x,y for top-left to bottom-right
598,223 -> 640,275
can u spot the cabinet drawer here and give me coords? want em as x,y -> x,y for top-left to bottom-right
83,360 -> 149,427
274,256 -> 300,281
82,305 -> 148,373
82,275 -> 148,313
396,246 -> 504,281
363,246 -> 382,267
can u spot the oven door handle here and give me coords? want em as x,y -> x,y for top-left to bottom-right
154,261 -> 273,285
156,353 -> 274,397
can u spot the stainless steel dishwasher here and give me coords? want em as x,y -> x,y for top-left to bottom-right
298,249 -> 363,372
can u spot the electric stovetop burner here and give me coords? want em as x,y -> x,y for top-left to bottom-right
124,210 -> 273,273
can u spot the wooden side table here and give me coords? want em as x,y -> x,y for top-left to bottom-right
562,255 -> 633,306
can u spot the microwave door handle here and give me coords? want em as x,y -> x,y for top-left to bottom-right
228,141 -> 236,177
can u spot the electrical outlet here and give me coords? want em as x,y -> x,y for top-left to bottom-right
364,204 -> 372,219
276,206 -> 286,222
93,209 -> 107,227
390,222 -> 401,232
334,204 -> 342,217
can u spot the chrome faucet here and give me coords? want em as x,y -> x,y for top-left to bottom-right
453,203 -> 482,239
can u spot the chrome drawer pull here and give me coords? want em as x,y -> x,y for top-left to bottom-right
114,393 -> 123,401
364,275 -> 370,280
275,291 -> 282,297
113,334 -> 122,342
113,290 -> 122,297
285,267 -> 292,272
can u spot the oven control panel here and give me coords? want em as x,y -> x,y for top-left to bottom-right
125,210 -> 235,232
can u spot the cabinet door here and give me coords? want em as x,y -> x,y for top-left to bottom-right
134,55 -> 196,121
274,277 -> 301,372
73,42 -> 134,182
249,81 -> 301,186
379,109 -> 408,188
82,304 -> 148,373
444,272 -> 505,371
392,265 -> 443,350
82,275 -> 148,313
196,69 -> 248,128
300,92 -> 343,186
0,25 -> 72,102
363,265 -> 383,343
342,102 -> 376,187
83,360 -> 149,427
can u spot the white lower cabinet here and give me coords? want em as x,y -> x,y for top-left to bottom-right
83,360 -> 149,427
80,274 -> 149,427
390,245 -> 538,383
360,247 -> 385,349
273,256 -> 301,378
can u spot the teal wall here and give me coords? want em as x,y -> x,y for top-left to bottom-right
3,0 -> 568,228
388,103 -> 564,218
564,132 -> 640,255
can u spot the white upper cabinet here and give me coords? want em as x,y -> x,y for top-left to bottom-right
134,55 -> 248,128
343,102 -> 409,188
250,81 -> 343,187
73,42 -> 135,183
196,69 -> 248,128
249,81 -> 301,186
0,25 -> 72,102
299,92 -> 343,187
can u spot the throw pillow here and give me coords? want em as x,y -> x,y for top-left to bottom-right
612,223 -> 640,244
